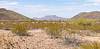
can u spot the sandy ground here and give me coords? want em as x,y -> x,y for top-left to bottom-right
82,36 -> 100,42
0,29 -> 70,49
0,29 -> 100,49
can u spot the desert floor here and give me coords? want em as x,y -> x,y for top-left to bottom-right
0,29 -> 100,49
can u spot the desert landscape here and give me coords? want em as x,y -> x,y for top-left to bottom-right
0,8 -> 100,49
0,0 -> 100,49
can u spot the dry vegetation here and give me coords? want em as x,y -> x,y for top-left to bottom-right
0,18 -> 100,49
79,42 -> 100,49
11,23 -> 29,36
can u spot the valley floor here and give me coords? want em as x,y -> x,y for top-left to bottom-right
0,29 -> 100,49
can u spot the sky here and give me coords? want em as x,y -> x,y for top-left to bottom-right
0,0 -> 100,18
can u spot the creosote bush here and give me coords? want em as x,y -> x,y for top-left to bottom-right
90,24 -> 100,32
12,23 -> 29,36
46,23 -> 62,39
70,18 -> 96,30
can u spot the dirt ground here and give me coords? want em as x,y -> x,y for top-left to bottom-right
0,29 -> 100,49
0,30 -> 70,49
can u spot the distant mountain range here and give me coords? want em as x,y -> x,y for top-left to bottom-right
33,15 -> 67,21
0,8 -> 100,21
0,8 -> 31,21
34,11 -> 100,21
72,11 -> 100,19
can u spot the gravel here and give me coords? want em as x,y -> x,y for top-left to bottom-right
0,29 -> 69,49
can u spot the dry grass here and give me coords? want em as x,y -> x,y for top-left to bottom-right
11,23 -> 29,36
80,42 -> 100,49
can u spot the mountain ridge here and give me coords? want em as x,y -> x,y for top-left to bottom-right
0,8 -> 32,21
33,15 -> 67,21
72,11 -> 100,19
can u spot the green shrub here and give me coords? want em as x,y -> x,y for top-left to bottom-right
46,23 -> 62,38
90,24 -> 100,32
12,23 -> 29,36
80,42 -> 100,49
70,18 -> 96,30
32,22 -> 46,29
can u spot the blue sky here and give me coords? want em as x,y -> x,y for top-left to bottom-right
0,0 -> 100,18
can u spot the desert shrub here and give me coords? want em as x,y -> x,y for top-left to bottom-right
0,23 -> 4,29
46,23 -> 62,39
67,29 -> 80,34
31,22 -> 46,29
70,18 -> 96,30
90,24 -> 100,32
12,23 -> 29,36
64,29 -> 81,47
80,42 -> 100,49
61,22 -> 71,30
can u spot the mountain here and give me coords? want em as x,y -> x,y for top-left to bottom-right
72,11 -> 100,19
33,15 -> 66,21
0,8 -> 31,21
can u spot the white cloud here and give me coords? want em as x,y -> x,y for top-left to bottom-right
0,0 -> 99,18
83,3 -> 100,6
0,1 -> 18,6
27,5 -> 73,16
87,0 -> 100,3
0,0 -> 19,1
84,0 -> 100,6
0,4 -> 93,18
7,4 -> 75,18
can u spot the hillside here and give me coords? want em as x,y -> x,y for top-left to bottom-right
72,11 -> 100,19
0,8 -> 31,21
